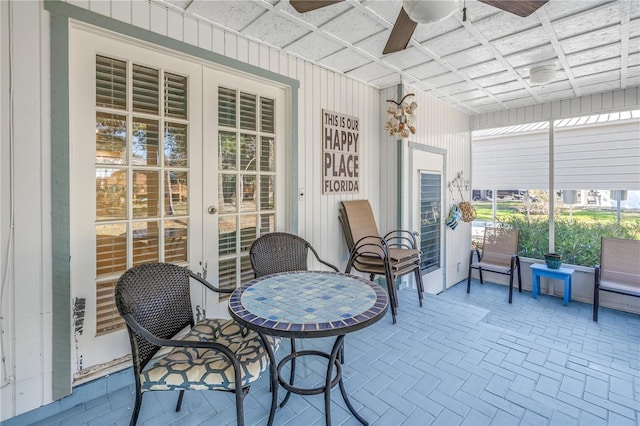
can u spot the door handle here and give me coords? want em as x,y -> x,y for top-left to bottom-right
207,206 -> 217,215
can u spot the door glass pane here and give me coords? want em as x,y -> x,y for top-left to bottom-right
96,112 -> 127,164
218,87 -> 236,128
260,176 -> 274,210
132,64 -> 159,114
219,131 -> 237,170
132,118 -> 160,166
420,172 -> 441,273
96,223 -> 127,277
164,72 -> 188,119
96,55 -> 126,109
260,213 -> 275,234
132,221 -> 159,266
240,215 -> 257,252
133,170 -> 160,218
96,168 -> 127,221
165,171 -> 188,216
165,220 -> 188,263
219,173 -> 237,213
239,92 -> 256,131
260,97 -> 274,133
240,134 -> 257,171
219,216 -> 236,256
240,175 -> 256,212
96,279 -> 124,334
260,136 -> 275,172
164,122 -> 188,167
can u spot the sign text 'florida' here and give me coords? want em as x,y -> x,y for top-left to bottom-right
322,109 -> 360,194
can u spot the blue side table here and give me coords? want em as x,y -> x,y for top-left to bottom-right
531,263 -> 575,305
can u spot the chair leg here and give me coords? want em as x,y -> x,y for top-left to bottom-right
479,268 -> 484,284
593,288 -> 599,322
517,258 -> 522,292
508,272 -> 514,304
130,388 -> 143,426
235,386 -> 245,426
414,267 -> 424,307
175,390 -> 185,412
467,265 -> 473,293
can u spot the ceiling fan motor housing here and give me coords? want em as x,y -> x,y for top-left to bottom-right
402,0 -> 458,24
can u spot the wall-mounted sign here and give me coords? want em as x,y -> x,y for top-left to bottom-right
322,109 -> 360,193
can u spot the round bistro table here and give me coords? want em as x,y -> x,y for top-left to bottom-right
228,270 -> 388,426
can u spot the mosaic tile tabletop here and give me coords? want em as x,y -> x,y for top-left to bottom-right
228,271 -> 388,338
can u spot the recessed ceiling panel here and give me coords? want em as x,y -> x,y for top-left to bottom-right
438,81 -> 476,96
425,28 -> 480,57
370,73 -> 401,89
405,61 -> 449,80
320,8 -> 386,44
574,70 -> 620,88
572,58 -> 620,78
504,97 -> 538,109
383,47 -> 432,70
471,9 -> 538,42
566,44 -> 620,68
346,61 -> 395,83
444,46 -> 494,69
492,27 -> 548,56
542,0 -> 607,21
286,32 -> 345,61
560,26 -> 621,55
319,48 -> 371,73
485,80 -> 523,95
494,89 -> 530,102
425,72 -> 465,88
473,71 -> 515,87
533,81 -> 573,95
454,89 -> 489,102
538,88 -> 581,102
243,12 -> 311,48
460,60 -> 505,79
552,2 -> 622,40
188,0 -> 267,32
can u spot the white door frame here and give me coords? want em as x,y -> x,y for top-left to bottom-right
408,142 -> 447,294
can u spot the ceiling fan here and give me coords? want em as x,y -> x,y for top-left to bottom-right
290,0 -> 549,55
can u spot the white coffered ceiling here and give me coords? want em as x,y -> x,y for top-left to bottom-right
161,0 -> 640,115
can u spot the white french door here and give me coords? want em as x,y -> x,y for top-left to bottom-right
68,26 -> 286,376
410,148 -> 445,294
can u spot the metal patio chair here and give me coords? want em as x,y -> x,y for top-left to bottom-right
467,227 -> 522,303
593,237 -> 640,321
115,262 -> 278,426
339,200 -> 424,324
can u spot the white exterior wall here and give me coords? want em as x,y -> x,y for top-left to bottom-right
0,0 -> 472,420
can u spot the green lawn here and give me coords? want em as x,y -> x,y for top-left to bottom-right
472,201 -> 640,224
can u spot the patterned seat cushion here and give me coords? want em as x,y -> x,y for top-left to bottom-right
140,318 -> 279,392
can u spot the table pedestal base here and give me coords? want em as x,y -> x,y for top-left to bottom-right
262,334 -> 367,426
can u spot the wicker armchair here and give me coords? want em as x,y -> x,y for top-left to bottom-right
339,200 -> 424,324
467,227 -> 521,303
115,263 -> 278,426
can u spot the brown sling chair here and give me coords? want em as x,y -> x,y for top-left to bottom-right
339,200 -> 424,324
467,227 -> 522,303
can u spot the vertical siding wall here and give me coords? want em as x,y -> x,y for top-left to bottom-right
379,85 -> 472,287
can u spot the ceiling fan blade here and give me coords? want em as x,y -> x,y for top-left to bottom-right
383,7 -> 418,55
290,0 -> 344,14
478,0 -> 549,17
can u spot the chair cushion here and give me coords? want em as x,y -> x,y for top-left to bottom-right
140,319 -> 279,392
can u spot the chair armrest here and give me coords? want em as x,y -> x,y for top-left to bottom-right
307,244 -> 339,272
469,249 -> 481,264
188,270 -> 234,294
383,229 -> 417,250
